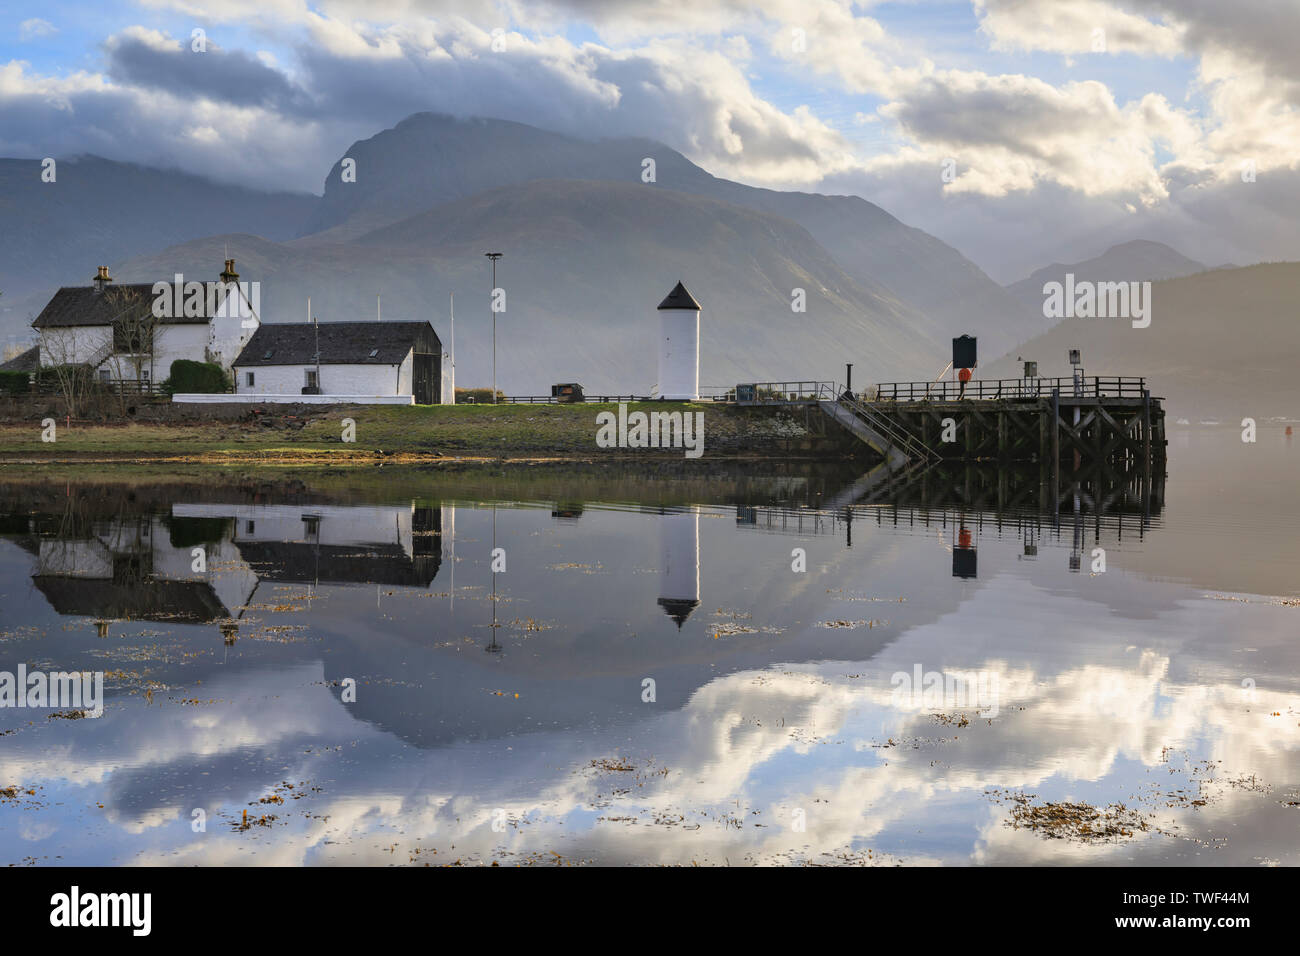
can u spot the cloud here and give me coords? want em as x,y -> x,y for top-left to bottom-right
19,19 -> 59,42
2,0 -> 1299,276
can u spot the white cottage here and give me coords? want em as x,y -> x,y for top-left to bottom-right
231,320 -> 441,404
31,261 -> 258,387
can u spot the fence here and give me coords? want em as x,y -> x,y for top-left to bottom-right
874,376 -> 1147,402
499,394 -> 651,404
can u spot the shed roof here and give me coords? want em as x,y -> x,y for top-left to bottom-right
233,321 -> 438,367
0,344 -> 39,372
657,281 -> 701,311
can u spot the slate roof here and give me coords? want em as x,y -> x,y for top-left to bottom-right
32,284 -> 213,328
657,281 -> 702,311
0,344 -> 39,372
235,541 -> 439,587
31,575 -> 229,623
233,321 -> 436,367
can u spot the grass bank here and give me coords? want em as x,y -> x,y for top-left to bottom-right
0,401 -> 852,464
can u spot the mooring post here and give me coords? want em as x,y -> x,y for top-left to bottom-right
1051,387 -> 1060,519
1142,388 -> 1152,515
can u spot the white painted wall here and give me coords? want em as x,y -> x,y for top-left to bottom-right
656,308 -> 700,400
152,325 -> 209,381
39,322 -> 213,384
208,306 -> 258,373
175,503 -> 415,556
235,356 -> 408,396
38,326 -> 112,367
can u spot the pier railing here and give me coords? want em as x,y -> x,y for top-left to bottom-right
874,376 -> 1147,402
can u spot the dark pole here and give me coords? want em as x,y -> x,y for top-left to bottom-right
484,252 -> 503,403
846,363 -> 853,394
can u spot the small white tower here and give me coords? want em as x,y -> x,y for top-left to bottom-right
655,281 -> 701,400
658,506 -> 700,629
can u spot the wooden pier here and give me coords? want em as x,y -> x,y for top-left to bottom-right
732,377 -> 1167,480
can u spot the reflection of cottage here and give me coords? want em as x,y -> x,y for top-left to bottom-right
29,514 -> 257,623
30,260 -> 258,385
173,503 -> 441,586
658,506 -> 701,628
231,321 -> 441,404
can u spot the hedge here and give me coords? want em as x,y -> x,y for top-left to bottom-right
0,370 -> 30,396
165,359 -> 231,395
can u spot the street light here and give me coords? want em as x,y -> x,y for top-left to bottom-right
485,252 -> 503,404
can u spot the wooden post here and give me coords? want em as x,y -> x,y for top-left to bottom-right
1051,388 -> 1060,518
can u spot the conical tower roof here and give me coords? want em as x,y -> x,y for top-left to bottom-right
657,281 -> 701,311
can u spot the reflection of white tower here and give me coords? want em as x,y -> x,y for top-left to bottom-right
655,281 -> 701,400
658,506 -> 700,629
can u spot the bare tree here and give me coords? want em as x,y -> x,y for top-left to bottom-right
38,326 -> 96,418
103,286 -> 166,395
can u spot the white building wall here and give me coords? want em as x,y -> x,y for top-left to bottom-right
235,362 -> 404,396
151,324 -> 210,381
38,326 -> 112,367
208,307 -> 258,374
175,503 -> 414,555
656,309 -> 700,400
39,322 -> 213,383
397,350 -> 413,396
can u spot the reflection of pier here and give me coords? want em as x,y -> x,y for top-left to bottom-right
736,454 -> 1166,577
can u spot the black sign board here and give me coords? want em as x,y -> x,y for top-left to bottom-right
953,335 -> 977,369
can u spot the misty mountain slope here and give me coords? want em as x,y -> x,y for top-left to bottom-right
115,180 -> 943,394
0,156 -> 316,305
983,263 -> 1300,417
306,112 -> 1037,355
1006,240 -> 1209,313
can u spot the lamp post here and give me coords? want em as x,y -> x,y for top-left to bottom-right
485,252 -> 503,404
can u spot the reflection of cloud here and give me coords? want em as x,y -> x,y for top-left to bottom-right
11,583 -> 1296,865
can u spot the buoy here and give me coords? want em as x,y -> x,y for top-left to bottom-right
958,367 -> 973,383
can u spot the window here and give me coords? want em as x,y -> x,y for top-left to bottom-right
305,369 -> 319,389
246,371 -> 255,387
246,520 -> 255,534
140,369 -> 149,381
98,369 -> 111,383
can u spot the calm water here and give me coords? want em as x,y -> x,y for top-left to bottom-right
1,428 -> 1297,866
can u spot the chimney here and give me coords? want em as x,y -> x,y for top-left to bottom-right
92,266 -> 112,294
220,258 -> 239,283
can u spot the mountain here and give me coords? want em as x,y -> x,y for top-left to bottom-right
0,113 -> 1058,376
1006,240 -> 1208,314
112,179 -> 943,393
306,113 -> 1040,357
984,263 -> 1300,417
0,156 -> 316,340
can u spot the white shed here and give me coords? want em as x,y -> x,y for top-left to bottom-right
232,320 -> 441,403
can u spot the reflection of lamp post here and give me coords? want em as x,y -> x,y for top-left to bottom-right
485,252 -> 503,404
486,505 -> 502,653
